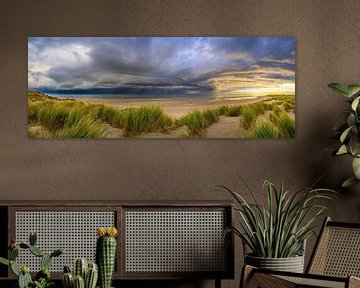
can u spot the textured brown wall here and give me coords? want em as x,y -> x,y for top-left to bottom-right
1,0 -> 360,287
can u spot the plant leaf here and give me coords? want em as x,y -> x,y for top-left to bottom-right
348,85 -> 360,97
328,83 -> 351,97
0,257 -> 9,266
351,96 -> 360,111
221,179 -> 334,258
336,145 -> 348,155
342,177 -> 360,188
352,157 -> 360,179
348,114 -> 356,128
340,126 -> 353,143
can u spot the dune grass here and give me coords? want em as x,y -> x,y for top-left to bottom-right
89,104 -> 125,128
121,105 -> 173,136
218,105 -> 242,117
253,120 -> 278,138
240,102 -> 274,129
176,110 -> 206,137
202,109 -> 219,126
239,99 -> 295,138
53,115 -> 107,138
241,105 -> 257,129
28,97 -> 174,138
28,91 -> 295,138
271,95 -> 295,112
269,110 -> 295,137
177,109 -> 219,137
217,105 -> 230,116
28,101 -> 108,138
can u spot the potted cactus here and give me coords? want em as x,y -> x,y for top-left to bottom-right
0,232 -> 63,288
96,227 -> 118,288
63,258 -> 98,288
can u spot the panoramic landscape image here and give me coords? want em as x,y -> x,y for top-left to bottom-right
28,37 -> 295,138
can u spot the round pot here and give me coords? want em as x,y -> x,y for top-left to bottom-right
245,254 -> 304,273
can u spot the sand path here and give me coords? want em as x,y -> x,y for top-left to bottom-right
206,116 -> 240,138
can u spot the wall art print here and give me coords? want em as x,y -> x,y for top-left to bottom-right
28,37 -> 295,138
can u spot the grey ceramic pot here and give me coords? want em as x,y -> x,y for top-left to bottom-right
245,254 -> 305,273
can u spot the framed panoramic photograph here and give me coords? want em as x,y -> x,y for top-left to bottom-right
28,37 -> 295,138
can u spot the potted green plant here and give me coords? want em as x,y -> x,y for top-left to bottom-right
220,179 -> 334,273
328,83 -> 360,187
0,232 -> 63,288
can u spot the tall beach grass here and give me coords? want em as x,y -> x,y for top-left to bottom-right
177,109 -> 219,137
121,105 -> 173,136
253,120 -> 278,138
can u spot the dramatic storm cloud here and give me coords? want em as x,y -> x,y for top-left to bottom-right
28,37 -> 295,97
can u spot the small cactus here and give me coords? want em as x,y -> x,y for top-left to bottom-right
64,265 -> 72,273
18,269 -> 32,288
41,253 -> 52,270
74,275 -> 85,288
35,268 -> 50,281
63,272 -> 74,288
29,245 -> 44,257
0,232 -> 63,288
10,260 -> 20,276
63,260 -> 98,288
74,258 -> 88,279
0,257 -> 9,266
85,263 -> 98,288
51,248 -> 64,257
19,243 -> 29,249
96,227 -> 118,288
9,247 -> 19,260
29,232 -> 37,246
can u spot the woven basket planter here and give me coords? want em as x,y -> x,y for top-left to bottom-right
245,254 -> 305,273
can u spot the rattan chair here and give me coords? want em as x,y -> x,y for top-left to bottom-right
241,217 -> 360,288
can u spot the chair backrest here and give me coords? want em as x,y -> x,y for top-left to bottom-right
307,217 -> 360,277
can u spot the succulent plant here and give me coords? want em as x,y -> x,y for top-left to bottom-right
85,262 -> 98,288
96,227 -> 118,288
74,258 -> 88,280
73,275 -> 85,288
63,260 -> 98,288
19,267 -> 32,288
62,266 -> 74,288
0,232 -> 63,288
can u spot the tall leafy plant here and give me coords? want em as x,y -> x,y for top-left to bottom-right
221,180 -> 334,258
328,83 -> 360,187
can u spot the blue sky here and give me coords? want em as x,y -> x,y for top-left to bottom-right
28,37 -> 295,97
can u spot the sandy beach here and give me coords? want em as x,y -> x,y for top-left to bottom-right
76,96 -> 271,118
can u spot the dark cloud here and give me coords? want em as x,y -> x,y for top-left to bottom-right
28,37 -> 295,95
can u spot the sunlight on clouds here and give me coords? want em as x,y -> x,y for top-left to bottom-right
206,66 -> 295,96
28,37 -> 296,96
226,51 -> 253,61
261,55 -> 295,64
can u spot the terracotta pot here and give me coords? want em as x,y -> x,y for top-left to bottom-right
245,254 -> 304,273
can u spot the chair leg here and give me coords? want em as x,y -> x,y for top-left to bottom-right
215,278 -> 221,288
240,265 -> 255,288
349,276 -> 360,288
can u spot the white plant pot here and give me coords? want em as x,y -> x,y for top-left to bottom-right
245,254 -> 305,273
